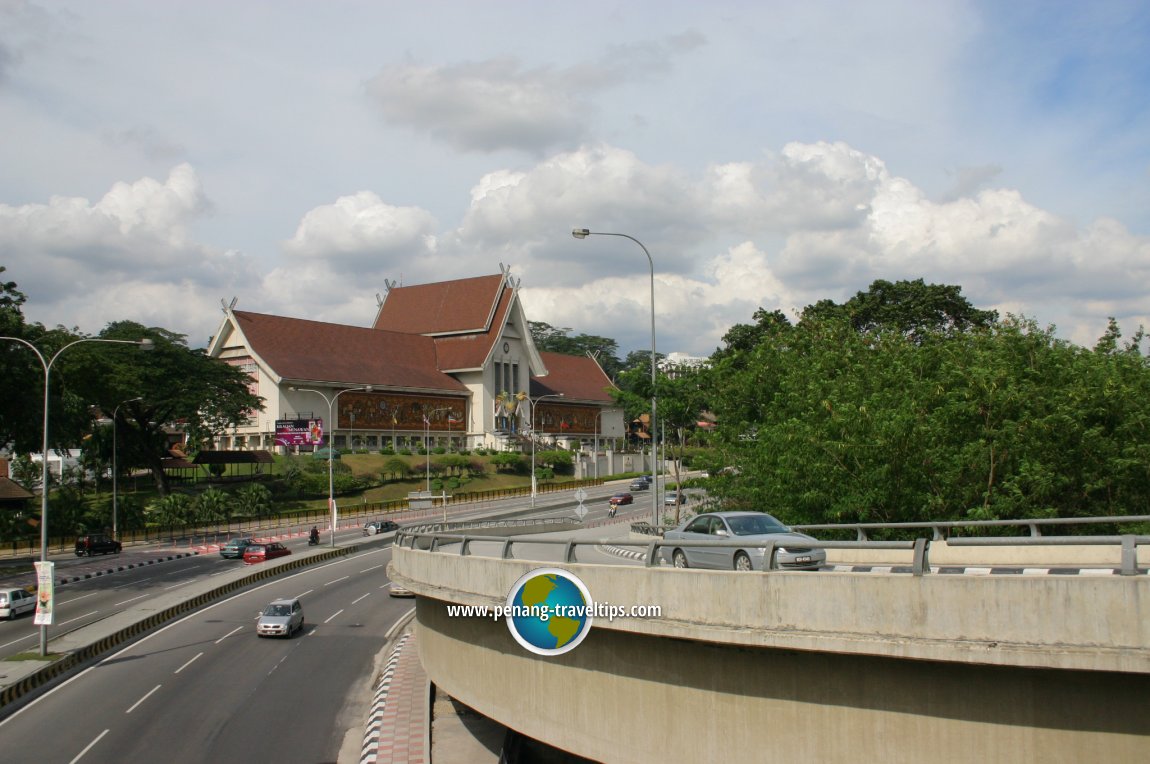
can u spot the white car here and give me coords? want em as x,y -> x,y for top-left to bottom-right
0,587 -> 37,619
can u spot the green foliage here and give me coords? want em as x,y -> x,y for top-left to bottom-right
48,485 -> 89,536
534,449 -> 574,476
490,451 -> 525,473
530,321 -> 622,379
709,308 -> 1150,525
232,483 -> 272,517
381,457 -> 411,481
195,487 -> 232,522
149,493 -> 195,526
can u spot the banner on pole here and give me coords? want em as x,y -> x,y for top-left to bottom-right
34,561 -> 55,625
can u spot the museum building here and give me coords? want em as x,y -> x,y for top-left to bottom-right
205,268 -> 626,456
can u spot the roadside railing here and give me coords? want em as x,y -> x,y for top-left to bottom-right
396,516 -> 1150,576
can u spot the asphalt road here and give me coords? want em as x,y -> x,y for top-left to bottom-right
0,541 -> 411,763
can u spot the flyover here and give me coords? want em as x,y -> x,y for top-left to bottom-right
389,519 -> 1150,763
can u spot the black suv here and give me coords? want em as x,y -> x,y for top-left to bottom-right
75,534 -> 123,557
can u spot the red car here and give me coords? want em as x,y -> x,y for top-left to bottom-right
243,542 -> 292,564
609,492 -> 634,506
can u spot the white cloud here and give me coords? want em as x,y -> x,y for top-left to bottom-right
283,191 -> 438,272
363,32 -> 705,155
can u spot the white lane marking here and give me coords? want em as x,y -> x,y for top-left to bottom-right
351,593 -> 371,605
296,589 -> 315,598
111,577 -> 153,589
0,609 -> 95,649
57,592 -> 101,604
114,594 -> 151,606
215,626 -> 244,644
324,609 -> 344,624
268,654 -> 289,676
324,576 -> 350,586
360,564 -> 384,573
125,684 -> 162,714
174,652 -> 203,674
69,729 -> 109,764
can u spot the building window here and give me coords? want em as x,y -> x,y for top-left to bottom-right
512,363 -> 519,394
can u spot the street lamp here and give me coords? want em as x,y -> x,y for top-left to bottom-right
112,396 -> 143,541
0,335 -> 153,656
529,393 -> 565,507
289,385 -> 373,547
423,407 -> 451,493
572,228 -> 659,527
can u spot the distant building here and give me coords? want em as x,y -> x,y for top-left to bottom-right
658,351 -> 710,378
206,268 -> 628,455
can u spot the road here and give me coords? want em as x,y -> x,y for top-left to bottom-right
0,541 -> 411,763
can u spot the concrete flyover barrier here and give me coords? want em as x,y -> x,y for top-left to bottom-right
390,537 -> 1150,763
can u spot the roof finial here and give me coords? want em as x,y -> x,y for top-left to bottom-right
220,297 -> 237,314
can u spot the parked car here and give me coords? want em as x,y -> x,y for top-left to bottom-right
662,511 -> 825,571
74,534 -> 122,557
629,478 -> 650,491
243,542 -> 292,564
255,597 -> 305,637
364,519 -> 400,536
665,491 -> 687,506
220,537 -> 256,559
0,587 -> 36,620
609,492 -> 634,506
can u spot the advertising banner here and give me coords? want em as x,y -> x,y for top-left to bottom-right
34,561 -> 54,625
276,418 -> 324,446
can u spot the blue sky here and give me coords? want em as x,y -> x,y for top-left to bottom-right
1,0 -> 1147,356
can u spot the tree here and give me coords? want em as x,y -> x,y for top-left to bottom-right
381,456 -> 411,482
529,321 -> 623,379
73,321 -> 265,496
800,278 -> 997,340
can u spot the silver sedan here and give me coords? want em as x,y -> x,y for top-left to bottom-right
662,511 -> 825,571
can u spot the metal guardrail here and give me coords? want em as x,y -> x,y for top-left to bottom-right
396,518 -> 1150,576
791,515 -> 1150,541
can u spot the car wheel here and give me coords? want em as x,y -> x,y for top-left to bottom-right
734,552 -> 753,572
672,550 -> 689,568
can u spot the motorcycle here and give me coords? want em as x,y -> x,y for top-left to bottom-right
308,531 -> 320,546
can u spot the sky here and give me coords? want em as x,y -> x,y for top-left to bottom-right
1,0 -> 1148,359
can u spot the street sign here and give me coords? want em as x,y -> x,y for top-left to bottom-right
574,487 -> 588,519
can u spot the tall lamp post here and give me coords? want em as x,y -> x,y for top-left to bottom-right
423,407 -> 451,493
112,396 -> 143,541
572,228 -> 659,527
0,335 -> 153,656
290,385 -> 373,547
529,393 -> 565,507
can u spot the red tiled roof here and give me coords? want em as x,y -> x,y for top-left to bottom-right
434,282 -> 514,370
531,352 -> 616,402
373,274 -> 506,335
232,311 -> 466,392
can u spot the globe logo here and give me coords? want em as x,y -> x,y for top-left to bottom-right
505,568 -> 594,656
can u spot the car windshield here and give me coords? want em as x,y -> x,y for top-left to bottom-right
247,545 -> 265,553
264,604 -> 291,617
726,514 -> 790,536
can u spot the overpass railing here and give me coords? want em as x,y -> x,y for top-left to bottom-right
395,518 -> 1150,576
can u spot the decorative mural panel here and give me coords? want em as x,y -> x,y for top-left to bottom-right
337,392 -> 465,431
532,404 -> 601,435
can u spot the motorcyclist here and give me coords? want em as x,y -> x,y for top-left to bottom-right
309,526 -> 320,545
